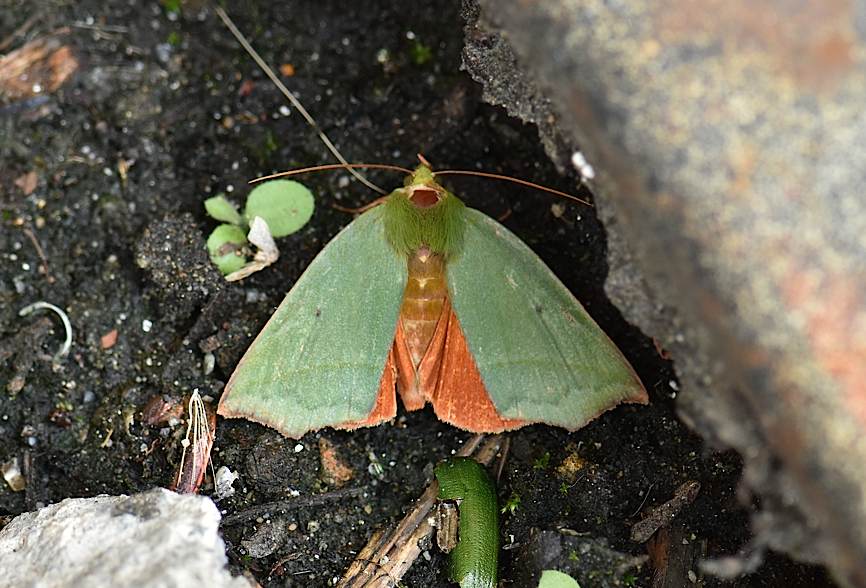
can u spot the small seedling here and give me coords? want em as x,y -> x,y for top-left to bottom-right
533,451 -> 551,470
500,491 -> 521,515
538,570 -> 581,588
160,0 -> 181,16
204,180 -> 314,280
409,40 -> 433,65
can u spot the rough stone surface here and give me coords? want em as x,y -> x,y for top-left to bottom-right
0,488 -> 250,588
461,3 -> 665,345
474,1 -> 866,586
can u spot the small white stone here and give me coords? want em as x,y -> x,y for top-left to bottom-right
294,443 -> 304,453
214,466 -> 239,500
202,352 -> 215,376
142,319 -> 153,333
571,150 -> 596,181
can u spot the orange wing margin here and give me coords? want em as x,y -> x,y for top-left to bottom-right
337,347 -> 398,430
341,298 -> 525,432
393,298 -> 524,432
429,302 -> 525,432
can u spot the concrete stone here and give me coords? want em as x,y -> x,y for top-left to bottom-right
0,488 -> 251,588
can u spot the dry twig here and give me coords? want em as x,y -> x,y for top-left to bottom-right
338,434 -> 505,588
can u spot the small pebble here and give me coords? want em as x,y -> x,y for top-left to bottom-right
571,150 -> 596,180
214,466 -> 239,500
202,352 -> 215,376
2,458 -> 25,492
688,570 -> 697,583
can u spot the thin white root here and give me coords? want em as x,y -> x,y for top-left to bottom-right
18,301 -> 72,362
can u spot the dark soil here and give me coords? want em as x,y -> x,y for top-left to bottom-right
0,2 -> 834,587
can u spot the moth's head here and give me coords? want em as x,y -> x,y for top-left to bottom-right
404,165 -> 447,209
383,164 -> 465,258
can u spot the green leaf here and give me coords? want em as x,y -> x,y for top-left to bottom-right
204,195 -> 243,225
207,224 -> 248,275
539,570 -> 581,588
161,0 -> 181,14
244,180 -> 314,238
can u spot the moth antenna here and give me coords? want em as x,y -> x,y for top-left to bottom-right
252,163 -> 413,184
215,7 -> 388,195
332,196 -> 389,214
433,169 -> 593,207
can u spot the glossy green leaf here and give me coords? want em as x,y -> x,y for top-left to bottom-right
447,209 -> 647,428
218,206 -> 405,437
435,457 -> 499,588
539,570 -> 581,588
207,224 -> 248,275
244,179 -> 314,238
204,194 -> 243,225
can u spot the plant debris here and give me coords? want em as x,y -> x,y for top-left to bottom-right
631,481 -> 701,544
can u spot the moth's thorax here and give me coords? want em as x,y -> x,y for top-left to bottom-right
381,175 -> 466,259
399,247 -> 448,367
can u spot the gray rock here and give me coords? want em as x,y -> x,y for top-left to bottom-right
0,488 -> 250,588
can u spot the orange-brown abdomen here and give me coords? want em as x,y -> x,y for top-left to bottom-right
399,247 -> 448,366
389,247 -> 525,432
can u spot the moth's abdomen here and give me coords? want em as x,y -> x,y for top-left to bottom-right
399,248 -> 448,367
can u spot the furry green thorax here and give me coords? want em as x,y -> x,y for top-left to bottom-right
382,165 -> 465,258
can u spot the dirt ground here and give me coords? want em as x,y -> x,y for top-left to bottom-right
0,2 -> 836,587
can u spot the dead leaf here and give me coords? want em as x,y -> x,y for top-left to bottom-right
14,171 -> 37,195
225,216 -> 280,281
0,34 -> 78,102
318,437 -> 354,487
100,329 -> 118,349
631,481 -> 701,543
238,78 -> 255,97
556,449 -> 590,483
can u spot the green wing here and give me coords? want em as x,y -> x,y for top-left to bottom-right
219,206 -> 406,438
447,209 -> 646,429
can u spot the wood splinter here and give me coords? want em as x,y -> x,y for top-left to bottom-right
338,434 -> 503,588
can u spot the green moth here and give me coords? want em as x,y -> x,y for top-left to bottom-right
217,165 -> 648,437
